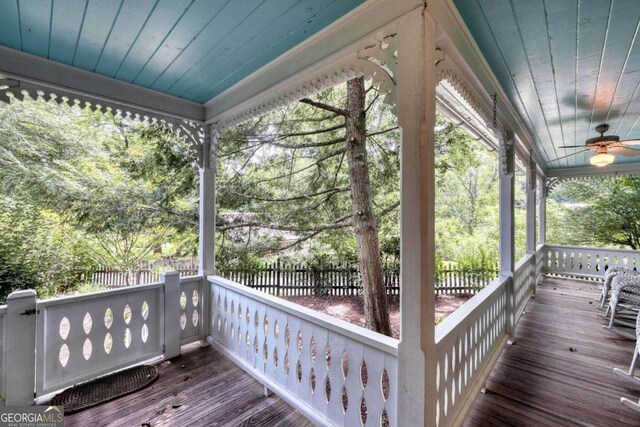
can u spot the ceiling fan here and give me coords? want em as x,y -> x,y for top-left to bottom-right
551,124 -> 640,167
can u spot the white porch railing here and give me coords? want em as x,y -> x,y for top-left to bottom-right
208,276 -> 398,427
434,276 -> 509,427
35,283 -> 164,395
544,245 -> 640,278
514,253 -> 535,321
0,273 -> 205,404
434,246 -> 544,427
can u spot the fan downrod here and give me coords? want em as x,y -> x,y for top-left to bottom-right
595,123 -> 609,136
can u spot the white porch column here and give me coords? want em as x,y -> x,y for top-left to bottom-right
397,6 -> 437,427
539,176 -> 546,246
5,290 -> 37,405
526,157 -> 537,254
498,130 -> 516,341
199,125 -> 218,276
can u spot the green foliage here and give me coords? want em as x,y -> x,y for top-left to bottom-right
548,177 -> 640,249
0,98 -> 198,292
0,197 -> 95,301
434,116 -> 500,266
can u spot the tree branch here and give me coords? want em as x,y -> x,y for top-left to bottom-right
231,186 -> 350,202
300,98 -> 347,116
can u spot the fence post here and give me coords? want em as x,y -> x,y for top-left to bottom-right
162,271 -> 181,359
5,290 -> 37,405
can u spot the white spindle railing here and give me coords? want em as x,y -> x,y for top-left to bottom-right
0,305 -> 5,403
35,282 -> 165,396
544,245 -> 640,278
535,245 -> 544,286
179,276 -> 205,345
434,276 -> 510,427
208,276 -> 398,427
513,254 -> 535,321
0,273 -> 206,402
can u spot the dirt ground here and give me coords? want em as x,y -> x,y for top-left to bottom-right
284,294 -> 471,339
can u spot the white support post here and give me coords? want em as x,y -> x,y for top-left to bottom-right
5,290 -> 37,405
498,131 -> 516,343
162,270 -> 181,359
526,158 -> 537,254
397,6 -> 437,427
199,125 -> 217,277
199,125 -> 218,343
539,176 -> 546,246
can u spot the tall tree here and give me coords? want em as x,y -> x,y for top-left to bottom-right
217,79 -> 395,335
345,78 -> 391,334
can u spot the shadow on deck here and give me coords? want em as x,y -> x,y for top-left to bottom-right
61,344 -> 312,427
464,276 -> 640,426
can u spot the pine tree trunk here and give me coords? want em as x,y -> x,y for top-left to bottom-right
345,77 -> 392,336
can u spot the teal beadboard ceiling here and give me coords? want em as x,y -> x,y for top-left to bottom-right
0,0 -> 364,104
455,0 -> 640,169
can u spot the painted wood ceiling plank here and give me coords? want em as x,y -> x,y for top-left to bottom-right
590,0 -> 640,131
180,0 -> 335,101
49,0 -> 88,65
544,0 -> 579,166
176,0 -> 305,99
113,0 -> 193,83
190,0 -> 363,103
72,0 -> 123,71
0,0 -> 22,50
93,0 -> 159,78
18,0 -> 51,57
158,0 -> 269,97
513,0 -> 575,167
574,0 -> 612,165
477,0 -> 557,164
133,0 -> 230,88
151,0 -> 264,93
613,71 -> 640,139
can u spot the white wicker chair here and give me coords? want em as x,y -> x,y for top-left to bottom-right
605,274 -> 640,339
600,267 -> 632,309
614,311 -> 640,412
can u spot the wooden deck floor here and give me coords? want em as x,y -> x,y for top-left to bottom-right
61,345 -> 312,427
464,276 -> 640,427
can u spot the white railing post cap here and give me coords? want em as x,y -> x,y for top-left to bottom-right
160,270 -> 179,279
7,289 -> 37,300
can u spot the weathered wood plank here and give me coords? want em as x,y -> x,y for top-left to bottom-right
464,277 -> 640,426
61,345 -> 312,427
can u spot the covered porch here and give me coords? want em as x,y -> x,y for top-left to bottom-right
1,0 -> 640,426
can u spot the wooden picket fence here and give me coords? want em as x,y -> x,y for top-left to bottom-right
90,259 -> 498,296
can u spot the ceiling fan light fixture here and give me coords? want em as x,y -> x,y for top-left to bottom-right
589,151 -> 614,167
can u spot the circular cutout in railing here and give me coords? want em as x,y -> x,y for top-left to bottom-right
192,309 -> 199,327
59,344 -> 70,367
192,290 -> 199,307
180,292 -> 187,310
141,324 -> 149,343
83,313 -> 92,335
123,305 -> 132,325
83,338 -> 92,360
141,301 -> 149,320
124,328 -> 132,349
104,333 -> 113,354
60,317 -> 70,340
104,308 -> 113,329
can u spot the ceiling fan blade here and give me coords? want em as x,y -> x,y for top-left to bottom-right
548,148 -> 592,163
619,139 -> 640,146
609,146 -> 640,157
558,145 -> 588,148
